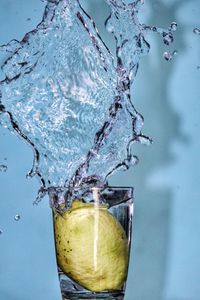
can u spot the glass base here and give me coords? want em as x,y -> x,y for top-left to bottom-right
59,275 -> 125,300
62,291 -> 124,300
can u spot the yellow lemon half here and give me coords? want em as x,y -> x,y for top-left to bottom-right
54,200 -> 128,292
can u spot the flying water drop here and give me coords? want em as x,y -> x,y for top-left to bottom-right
14,214 -> 21,221
169,22 -> 178,32
0,164 -> 7,172
163,32 -> 174,46
193,28 -> 200,35
163,50 -> 178,61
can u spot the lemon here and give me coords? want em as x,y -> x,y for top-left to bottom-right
54,200 -> 128,292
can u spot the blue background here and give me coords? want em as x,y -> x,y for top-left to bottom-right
0,1 -> 200,299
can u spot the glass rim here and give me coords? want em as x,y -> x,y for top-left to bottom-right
70,185 -> 134,191
66,185 -> 134,202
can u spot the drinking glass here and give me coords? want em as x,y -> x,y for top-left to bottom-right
51,186 -> 134,300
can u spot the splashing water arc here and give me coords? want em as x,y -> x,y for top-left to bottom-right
0,0 -> 177,201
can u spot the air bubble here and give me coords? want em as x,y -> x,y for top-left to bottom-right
14,214 -> 21,221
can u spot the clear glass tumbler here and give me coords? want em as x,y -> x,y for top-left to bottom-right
52,186 -> 134,300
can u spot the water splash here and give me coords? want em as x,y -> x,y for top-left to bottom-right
0,0 -> 176,204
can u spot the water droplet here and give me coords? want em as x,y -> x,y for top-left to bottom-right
0,165 -> 7,172
163,50 -> 178,61
193,28 -> 200,35
163,51 -> 171,61
14,214 -> 21,221
0,229 -> 3,235
170,22 -> 178,32
197,65 -> 200,70
163,33 -> 174,46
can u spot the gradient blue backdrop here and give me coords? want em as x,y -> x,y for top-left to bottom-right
0,1 -> 200,299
